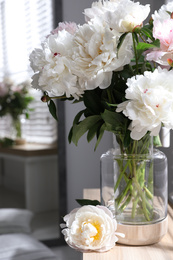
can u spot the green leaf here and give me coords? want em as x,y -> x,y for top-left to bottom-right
117,32 -> 129,57
68,109 -> 86,143
94,123 -> 106,151
48,100 -> 58,121
132,32 -> 139,44
68,127 -> 73,143
140,27 -> 154,40
136,40 -> 160,58
76,199 -> 101,206
101,109 -> 125,129
119,65 -> 134,79
83,90 -> 103,115
71,115 -> 102,145
25,112 -> 29,119
73,109 -> 86,125
124,130 -> 131,148
166,11 -> 172,16
87,120 -> 103,143
137,40 -> 160,50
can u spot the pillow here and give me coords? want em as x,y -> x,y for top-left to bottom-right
0,233 -> 57,260
0,208 -> 33,234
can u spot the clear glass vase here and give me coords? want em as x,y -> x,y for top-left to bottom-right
11,115 -> 26,144
100,134 -> 168,244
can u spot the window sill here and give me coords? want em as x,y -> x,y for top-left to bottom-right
0,142 -> 58,157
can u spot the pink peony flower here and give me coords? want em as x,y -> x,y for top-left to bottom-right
146,19 -> 173,66
50,22 -> 78,36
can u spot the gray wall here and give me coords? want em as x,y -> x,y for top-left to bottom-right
62,0 -> 173,211
65,103 -> 112,212
161,133 -> 173,200
63,0 -> 113,211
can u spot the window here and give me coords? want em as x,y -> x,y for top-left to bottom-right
0,0 -> 57,144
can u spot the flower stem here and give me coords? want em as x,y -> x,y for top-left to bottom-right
132,196 -> 139,218
144,186 -> 153,200
114,135 -> 154,222
116,179 -> 132,206
119,194 -> 132,212
133,178 -> 151,221
13,118 -> 22,138
114,160 -> 130,192
107,89 -> 116,104
132,32 -> 138,74
50,95 -> 66,100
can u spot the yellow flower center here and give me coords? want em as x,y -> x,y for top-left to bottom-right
81,220 -> 102,244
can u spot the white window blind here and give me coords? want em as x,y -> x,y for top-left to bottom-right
0,0 -> 58,144
0,1 -> 5,80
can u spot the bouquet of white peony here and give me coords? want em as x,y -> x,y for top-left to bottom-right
29,0 -> 173,251
29,0 -> 173,149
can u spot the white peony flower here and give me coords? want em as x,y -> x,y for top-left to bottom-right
84,0 -> 121,23
61,205 -> 124,252
116,67 -> 173,140
29,48 -> 46,73
29,29 -> 84,99
152,2 -> 173,22
104,0 -> 150,32
71,18 -> 133,90
84,0 -> 150,33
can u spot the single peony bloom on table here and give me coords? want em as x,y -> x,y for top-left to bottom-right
61,205 -> 124,253
116,67 -> 173,140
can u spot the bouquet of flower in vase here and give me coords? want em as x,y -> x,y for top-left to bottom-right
0,78 -> 34,145
30,0 -> 173,247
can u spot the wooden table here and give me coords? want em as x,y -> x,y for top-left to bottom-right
83,189 -> 173,260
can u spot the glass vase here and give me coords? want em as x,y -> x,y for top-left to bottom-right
100,134 -> 168,245
12,116 -> 26,145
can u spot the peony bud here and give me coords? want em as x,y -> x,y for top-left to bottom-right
167,58 -> 173,67
41,95 -> 50,102
132,24 -> 142,33
149,17 -> 153,26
